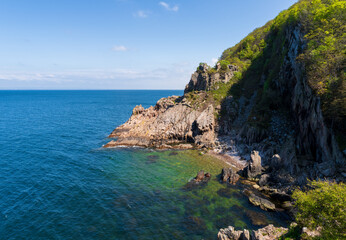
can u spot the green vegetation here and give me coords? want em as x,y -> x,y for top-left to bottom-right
214,0 -> 345,141
292,180 -> 346,239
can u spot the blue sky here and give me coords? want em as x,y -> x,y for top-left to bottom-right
0,0 -> 298,89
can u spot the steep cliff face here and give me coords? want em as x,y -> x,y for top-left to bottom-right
278,26 -> 344,177
216,24 -> 345,183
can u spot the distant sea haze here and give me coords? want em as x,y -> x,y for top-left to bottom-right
0,90 -> 288,239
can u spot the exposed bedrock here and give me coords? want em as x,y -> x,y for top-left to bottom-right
104,96 -> 216,149
184,63 -> 239,93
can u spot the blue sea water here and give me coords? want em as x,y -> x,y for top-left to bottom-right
0,90 -> 289,240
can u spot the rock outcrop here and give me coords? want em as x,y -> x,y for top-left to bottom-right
218,224 -> 288,240
194,170 -> 211,183
244,151 -> 262,180
104,96 -> 216,149
184,63 -> 239,93
183,170 -> 211,190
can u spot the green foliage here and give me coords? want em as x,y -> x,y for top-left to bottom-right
208,67 -> 217,74
292,180 -> 346,239
280,224 -> 301,240
197,62 -> 210,72
211,81 -> 232,103
296,0 -> 346,139
219,60 -> 230,71
216,0 -> 345,137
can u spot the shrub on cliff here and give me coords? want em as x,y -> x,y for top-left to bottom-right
219,60 -> 230,71
292,180 -> 346,239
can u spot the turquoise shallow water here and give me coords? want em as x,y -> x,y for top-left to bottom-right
0,90 -> 289,239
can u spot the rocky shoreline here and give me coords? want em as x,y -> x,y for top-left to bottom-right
104,21 -> 345,238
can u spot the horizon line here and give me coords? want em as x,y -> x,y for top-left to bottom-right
0,89 -> 184,91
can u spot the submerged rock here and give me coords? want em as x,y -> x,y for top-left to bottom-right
146,155 -> 159,164
245,210 -> 269,226
183,170 -> 211,190
217,188 -> 233,198
248,194 -> 276,211
218,224 -> 288,240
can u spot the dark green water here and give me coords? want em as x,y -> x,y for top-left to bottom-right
0,90 -> 289,239
105,149 -> 289,239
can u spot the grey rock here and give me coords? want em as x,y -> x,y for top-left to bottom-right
221,167 -> 240,185
218,224 -> 288,240
248,194 -> 276,211
259,174 -> 270,187
244,151 -> 262,179
104,96 -> 216,149
184,63 -> 239,93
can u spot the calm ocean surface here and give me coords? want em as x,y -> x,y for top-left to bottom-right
0,90 -> 289,239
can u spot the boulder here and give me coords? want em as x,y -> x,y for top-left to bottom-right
194,170 -> 211,183
221,167 -> 240,185
195,170 -> 205,181
248,194 -> 276,211
244,151 -> 262,179
183,170 -> 211,191
258,174 -> 270,187
218,224 -> 288,240
271,154 -> 282,168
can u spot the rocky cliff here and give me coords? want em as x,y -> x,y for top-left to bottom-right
105,0 -> 345,185
104,96 -> 216,149
104,64 -> 238,150
184,63 -> 239,93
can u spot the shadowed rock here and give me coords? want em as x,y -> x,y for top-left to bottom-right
221,167 -> 240,185
244,151 -> 262,180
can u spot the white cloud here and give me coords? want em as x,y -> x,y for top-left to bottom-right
112,45 -> 128,52
134,10 -> 149,18
159,2 -> 179,12
211,58 -> 218,66
0,63 -> 193,89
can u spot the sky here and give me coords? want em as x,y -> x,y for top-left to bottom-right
0,0 -> 298,90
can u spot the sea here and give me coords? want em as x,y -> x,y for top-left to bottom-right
0,90 -> 289,240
